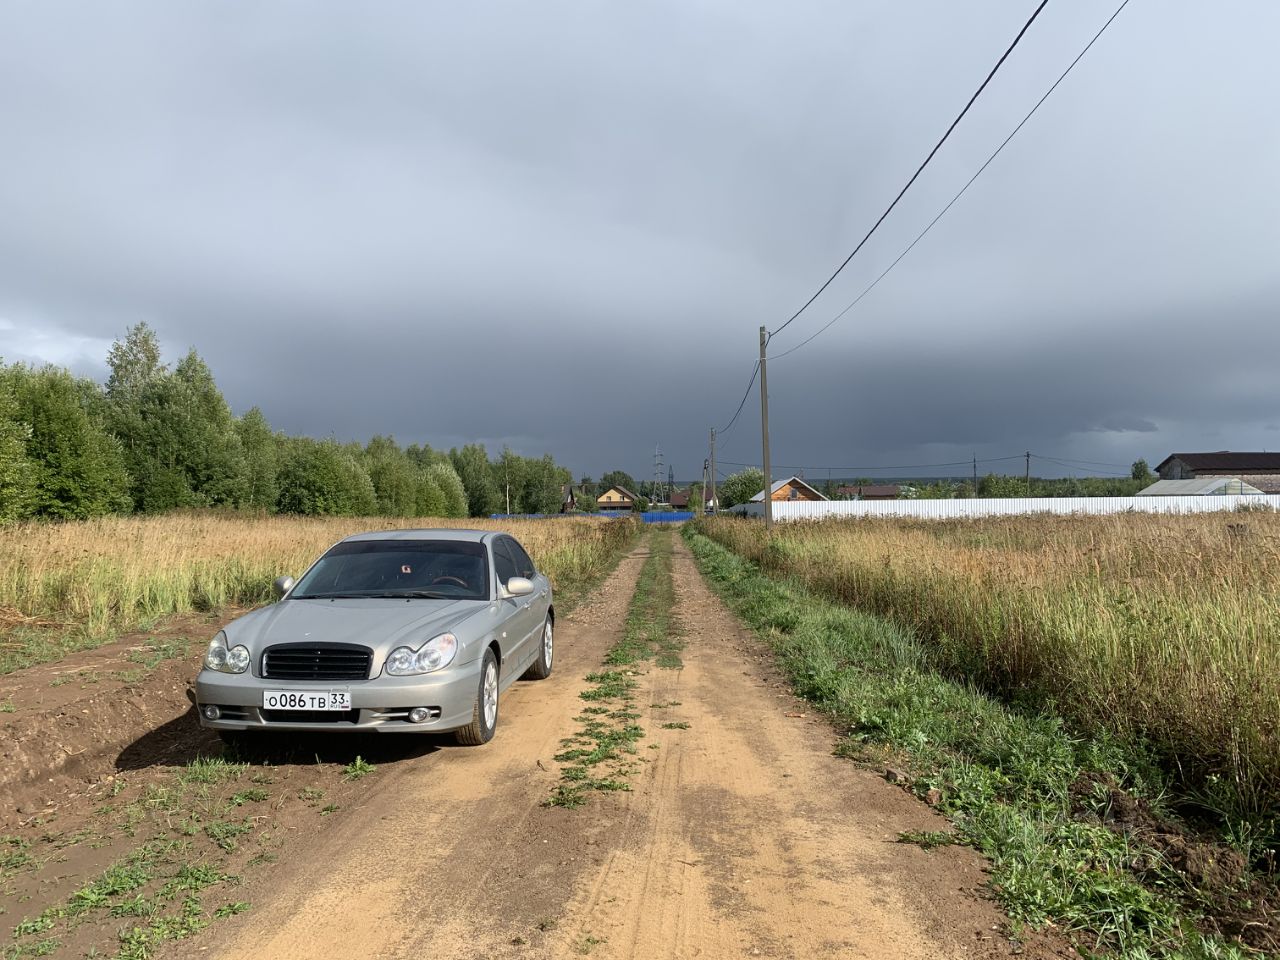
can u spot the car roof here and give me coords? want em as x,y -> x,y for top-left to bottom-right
340,529 -> 495,544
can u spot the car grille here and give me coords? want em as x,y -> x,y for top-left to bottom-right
261,644 -> 372,681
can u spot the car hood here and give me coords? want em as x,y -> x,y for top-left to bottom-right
222,597 -> 486,655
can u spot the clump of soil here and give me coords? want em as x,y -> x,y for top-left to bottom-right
1069,772 -> 1278,952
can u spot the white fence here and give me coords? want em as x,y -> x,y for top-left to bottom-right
732,494 -> 1280,522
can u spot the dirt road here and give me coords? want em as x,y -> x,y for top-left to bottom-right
204,537 -> 1064,960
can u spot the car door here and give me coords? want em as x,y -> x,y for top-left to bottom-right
505,537 -> 550,670
506,536 -> 549,626
493,537 -> 540,676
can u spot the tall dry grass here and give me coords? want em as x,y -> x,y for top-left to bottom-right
0,513 -> 637,640
700,512 -> 1280,813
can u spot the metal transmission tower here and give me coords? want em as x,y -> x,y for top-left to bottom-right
651,445 -> 668,504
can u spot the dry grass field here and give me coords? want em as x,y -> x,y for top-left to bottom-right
700,511 -> 1280,818
0,512 -> 637,670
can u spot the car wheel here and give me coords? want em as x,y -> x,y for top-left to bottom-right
456,648 -> 499,746
523,615 -> 554,680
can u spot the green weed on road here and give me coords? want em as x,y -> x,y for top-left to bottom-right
547,530 -> 683,809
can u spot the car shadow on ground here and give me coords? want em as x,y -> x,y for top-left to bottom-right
116,708 -> 447,771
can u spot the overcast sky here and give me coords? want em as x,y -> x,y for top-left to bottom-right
1,1 -> 1277,482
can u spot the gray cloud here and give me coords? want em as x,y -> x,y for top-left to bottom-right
2,0 -> 1277,482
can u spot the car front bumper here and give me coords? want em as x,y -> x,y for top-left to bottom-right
194,661 -> 480,734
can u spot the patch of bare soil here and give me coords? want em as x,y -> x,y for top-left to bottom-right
1070,772 -> 1279,952
0,610 -> 233,821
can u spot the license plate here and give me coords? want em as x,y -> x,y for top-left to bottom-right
262,690 -> 351,711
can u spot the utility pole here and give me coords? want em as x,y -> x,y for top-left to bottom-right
973,455 -> 978,497
1025,451 -> 1031,496
709,428 -> 717,514
759,326 -> 773,532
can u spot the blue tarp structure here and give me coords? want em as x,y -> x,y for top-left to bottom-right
640,512 -> 694,523
488,512 -> 695,524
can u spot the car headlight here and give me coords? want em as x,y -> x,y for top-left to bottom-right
385,633 -> 459,676
204,631 -> 251,675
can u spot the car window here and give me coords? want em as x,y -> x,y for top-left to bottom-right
506,538 -> 536,579
492,539 -> 518,585
291,540 -> 490,600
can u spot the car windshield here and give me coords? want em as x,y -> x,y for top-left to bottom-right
291,539 -> 490,601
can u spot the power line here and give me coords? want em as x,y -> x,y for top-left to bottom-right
716,454 -> 1024,473
773,0 -> 1134,361
1033,454 -> 1131,477
1044,454 -> 1134,469
717,361 -> 760,435
768,0 -> 1051,344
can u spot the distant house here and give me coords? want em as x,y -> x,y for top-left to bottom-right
1156,452 -> 1280,494
750,476 -> 828,503
559,485 -> 579,513
597,486 -> 639,511
834,484 -> 901,501
667,487 -> 714,511
1137,477 -> 1264,497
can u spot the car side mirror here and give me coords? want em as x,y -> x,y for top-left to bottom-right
273,576 -> 295,599
505,577 -> 534,598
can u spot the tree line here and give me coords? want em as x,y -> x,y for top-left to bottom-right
0,324 -> 572,522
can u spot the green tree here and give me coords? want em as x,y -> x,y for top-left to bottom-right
105,333 -> 249,511
449,444 -> 497,517
365,435 -> 416,516
719,467 -> 764,508
413,469 -> 447,517
598,470 -> 637,496
427,461 -> 468,517
1131,459 -> 1154,483
521,453 -> 570,515
492,447 -> 527,514
0,371 -> 37,522
105,322 -> 165,401
978,473 -> 1028,498
170,350 -> 250,506
689,481 -> 706,516
236,407 -> 279,511
405,443 -> 439,467
104,323 -> 168,509
276,439 -> 376,516
5,365 -> 131,519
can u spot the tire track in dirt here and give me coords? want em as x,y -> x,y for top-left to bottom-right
546,535 -> 1069,960
202,543 -> 653,960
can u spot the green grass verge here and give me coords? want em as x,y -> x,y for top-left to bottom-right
685,527 -> 1263,960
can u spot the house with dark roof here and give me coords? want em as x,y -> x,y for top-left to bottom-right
559,485 -> 580,513
1156,452 -> 1280,494
834,484 -> 901,501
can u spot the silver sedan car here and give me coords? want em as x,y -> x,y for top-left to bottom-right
194,529 -> 553,746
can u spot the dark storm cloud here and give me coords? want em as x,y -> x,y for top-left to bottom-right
1,0 -> 1277,481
